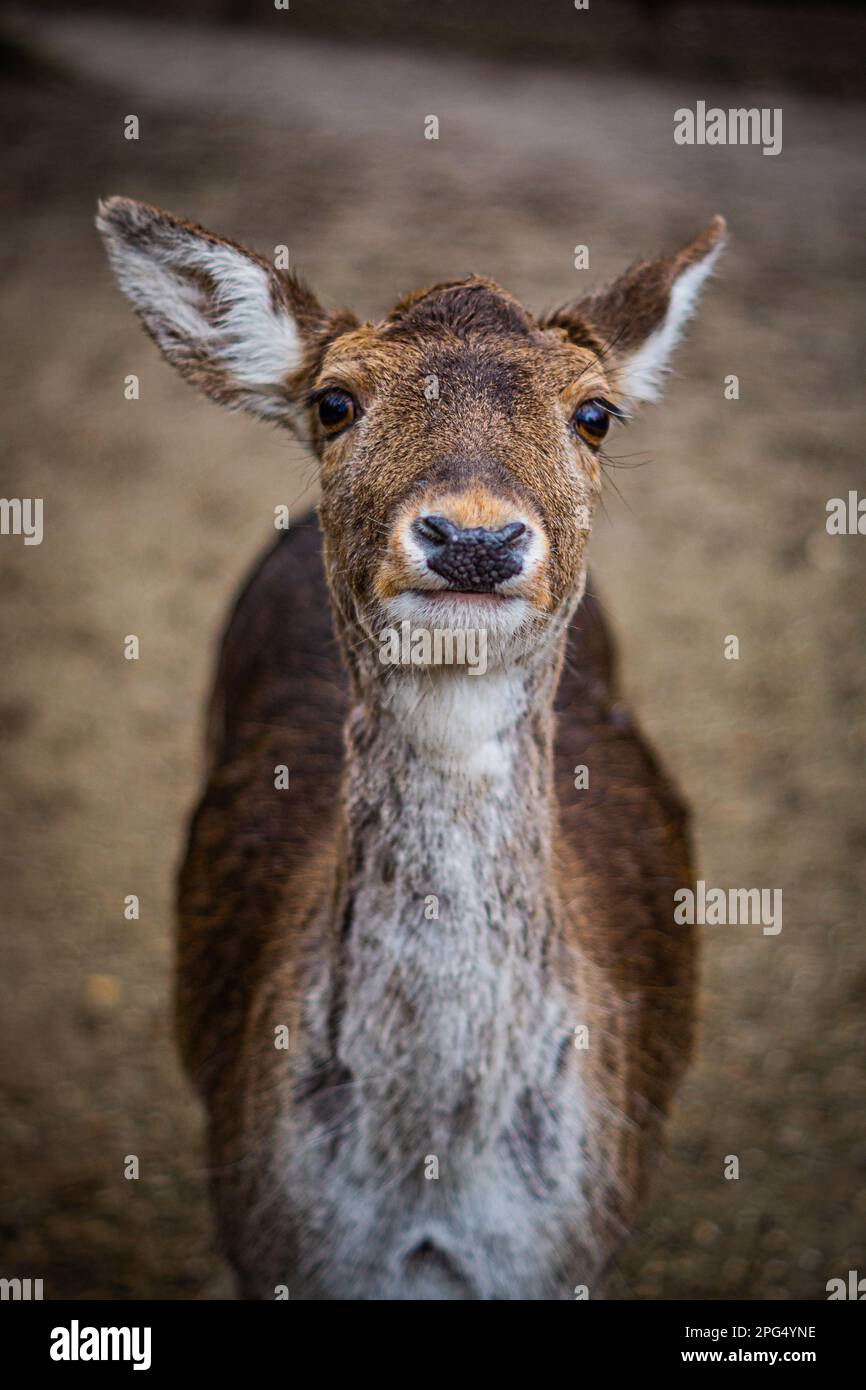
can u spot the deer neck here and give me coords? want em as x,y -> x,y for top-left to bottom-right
323,645 -> 572,1153
341,647 -> 563,898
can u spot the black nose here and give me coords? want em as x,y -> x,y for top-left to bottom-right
413,514 -> 528,591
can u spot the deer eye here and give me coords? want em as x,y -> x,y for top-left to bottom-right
572,398 -> 618,448
317,389 -> 357,435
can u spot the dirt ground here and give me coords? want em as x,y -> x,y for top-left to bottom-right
1,11 -> 865,1299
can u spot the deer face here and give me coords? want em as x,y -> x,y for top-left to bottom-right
312,285 -> 614,655
98,199 -> 724,669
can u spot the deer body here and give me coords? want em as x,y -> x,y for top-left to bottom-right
99,199 -> 724,1298
178,520 -> 691,1300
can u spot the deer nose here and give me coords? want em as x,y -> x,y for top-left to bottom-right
413,514 -> 529,591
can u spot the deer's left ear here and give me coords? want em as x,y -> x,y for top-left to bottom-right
96,196 -> 357,432
542,216 -> 726,404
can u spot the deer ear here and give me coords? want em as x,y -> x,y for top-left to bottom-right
543,217 -> 726,404
96,197 -> 356,430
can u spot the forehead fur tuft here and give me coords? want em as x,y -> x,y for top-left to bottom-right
383,277 -> 536,342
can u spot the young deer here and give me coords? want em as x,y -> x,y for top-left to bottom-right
98,198 -> 724,1300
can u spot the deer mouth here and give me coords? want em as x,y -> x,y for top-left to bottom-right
379,585 -> 538,649
404,586 -> 515,602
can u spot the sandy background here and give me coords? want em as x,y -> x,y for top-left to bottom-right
1,5 -> 865,1298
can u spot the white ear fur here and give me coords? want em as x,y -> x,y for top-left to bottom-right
618,237 -> 725,404
97,198 -> 306,422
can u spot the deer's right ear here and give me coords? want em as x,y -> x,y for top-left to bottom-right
96,197 -> 356,432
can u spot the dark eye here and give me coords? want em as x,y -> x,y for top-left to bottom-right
572,398 -> 618,448
317,389 -> 356,435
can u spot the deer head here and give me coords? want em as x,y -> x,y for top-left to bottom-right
98,198 -> 724,681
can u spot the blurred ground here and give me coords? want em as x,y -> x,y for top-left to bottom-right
0,10 -> 865,1299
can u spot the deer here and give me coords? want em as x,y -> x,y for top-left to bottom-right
97,196 -> 724,1300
